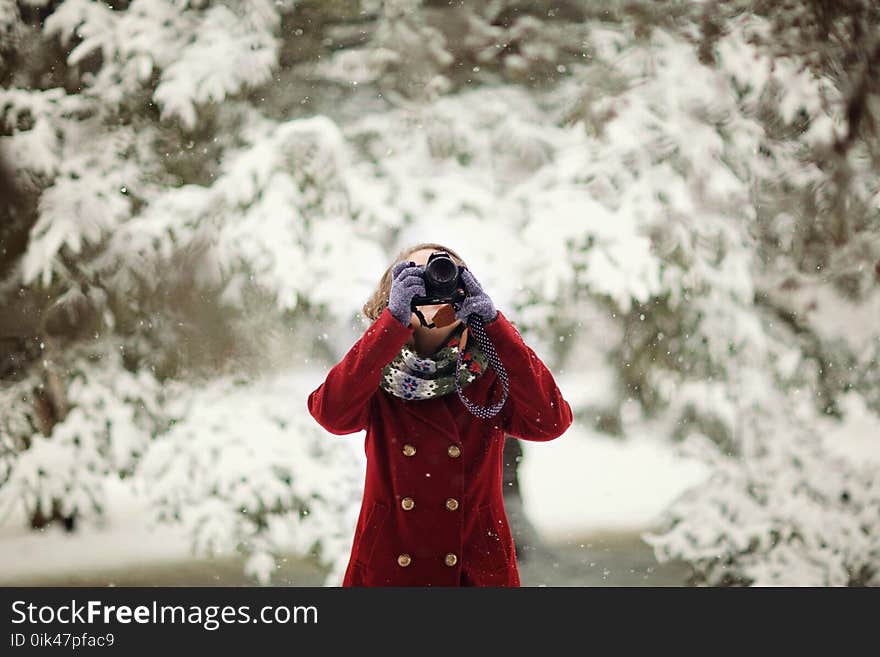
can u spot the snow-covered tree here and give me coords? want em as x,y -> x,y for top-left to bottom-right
1,1 -> 877,586
637,1 -> 880,586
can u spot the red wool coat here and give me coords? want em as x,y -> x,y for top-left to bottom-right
307,307 -> 573,586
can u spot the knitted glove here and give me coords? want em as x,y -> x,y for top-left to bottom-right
387,260 -> 426,327
455,267 -> 498,324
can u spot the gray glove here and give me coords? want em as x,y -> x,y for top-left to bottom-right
454,267 -> 498,324
387,260 -> 426,327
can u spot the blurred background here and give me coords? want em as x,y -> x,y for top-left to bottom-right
1,0 -> 878,587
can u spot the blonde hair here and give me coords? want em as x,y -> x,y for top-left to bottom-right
362,242 -> 469,321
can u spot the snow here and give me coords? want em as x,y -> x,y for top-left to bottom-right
818,391 -> 880,467
519,425 -> 711,541
0,478 -> 198,582
2,2 -> 878,586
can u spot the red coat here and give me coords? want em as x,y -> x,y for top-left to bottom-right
307,307 -> 573,586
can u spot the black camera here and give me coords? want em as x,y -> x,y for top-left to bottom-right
410,251 -> 466,308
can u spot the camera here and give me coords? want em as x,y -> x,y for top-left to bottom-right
410,251 -> 466,308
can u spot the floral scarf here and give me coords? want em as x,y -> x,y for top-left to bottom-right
380,322 -> 489,401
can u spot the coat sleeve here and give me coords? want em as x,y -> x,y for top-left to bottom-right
482,310 -> 573,441
307,307 -> 415,435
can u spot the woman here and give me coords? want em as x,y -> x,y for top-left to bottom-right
307,242 -> 573,586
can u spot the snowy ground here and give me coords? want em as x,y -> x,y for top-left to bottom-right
518,429 -> 709,541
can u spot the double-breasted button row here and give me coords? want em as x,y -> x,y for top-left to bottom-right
396,553 -> 458,568
396,442 -> 461,571
398,497 -> 459,512
402,443 -> 460,458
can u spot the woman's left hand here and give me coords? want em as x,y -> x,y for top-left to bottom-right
455,267 -> 498,324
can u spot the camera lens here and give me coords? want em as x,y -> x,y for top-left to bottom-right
423,252 -> 459,298
426,255 -> 456,284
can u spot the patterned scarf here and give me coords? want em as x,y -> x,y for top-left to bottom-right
380,321 -> 489,401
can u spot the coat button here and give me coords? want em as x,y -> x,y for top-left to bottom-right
401,497 -> 415,511
402,444 -> 416,456
447,444 -> 461,458
445,498 -> 459,511
398,554 -> 412,567
444,552 -> 458,567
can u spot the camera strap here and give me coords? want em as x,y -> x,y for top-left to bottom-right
410,299 -> 509,418
411,307 -> 435,329
453,314 -> 509,419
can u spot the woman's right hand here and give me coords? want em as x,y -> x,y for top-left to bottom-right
387,260 -> 426,327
